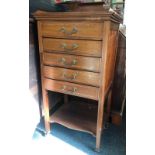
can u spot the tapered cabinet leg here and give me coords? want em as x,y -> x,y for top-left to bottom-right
42,89 -> 50,134
96,98 -> 105,151
96,130 -> 102,152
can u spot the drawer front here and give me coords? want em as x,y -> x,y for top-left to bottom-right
43,38 -> 102,57
43,53 -> 101,72
43,66 -> 100,87
41,22 -> 103,39
44,78 -> 99,100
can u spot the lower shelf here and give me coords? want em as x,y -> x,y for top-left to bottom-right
50,101 -> 98,136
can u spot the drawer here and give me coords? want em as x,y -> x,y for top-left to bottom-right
43,66 -> 100,87
43,38 -> 102,57
44,78 -> 99,100
43,53 -> 101,72
41,22 -> 103,40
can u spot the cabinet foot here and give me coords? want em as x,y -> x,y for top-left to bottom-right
44,130 -> 50,135
95,148 -> 100,152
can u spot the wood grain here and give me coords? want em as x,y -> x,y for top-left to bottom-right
43,38 -> 102,57
37,21 -> 50,133
43,66 -> 100,87
44,78 -> 99,101
50,101 -> 97,136
33,11 -> 123,23
43,52 -> 101,72
41,21 -> 103,40
96,21 -> 119,150
104,30 -> 119,92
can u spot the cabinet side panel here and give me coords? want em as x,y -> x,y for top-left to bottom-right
104,30 -> 119,92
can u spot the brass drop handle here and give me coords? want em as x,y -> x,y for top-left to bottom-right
59,27 -> 78,35
63,72 -> 78,80
61,85 -> 77,94
59,58 -> 77,66
61,43 -> 79,51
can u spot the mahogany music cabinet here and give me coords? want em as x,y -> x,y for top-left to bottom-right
33,7 -> 122,150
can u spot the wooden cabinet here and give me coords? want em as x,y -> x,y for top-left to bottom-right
33,10 -> 122,150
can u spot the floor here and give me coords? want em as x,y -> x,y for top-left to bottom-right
32,116 -> 126,155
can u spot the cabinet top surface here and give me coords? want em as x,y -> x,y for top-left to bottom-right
33,10 -> 122,23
